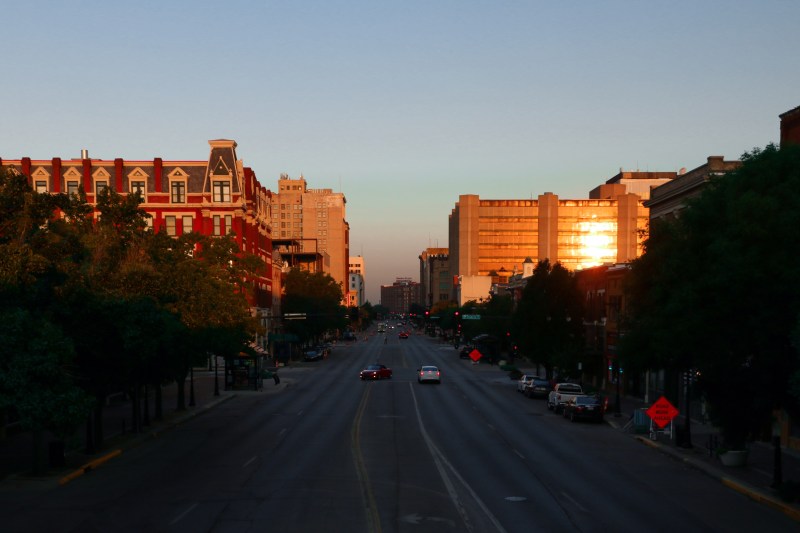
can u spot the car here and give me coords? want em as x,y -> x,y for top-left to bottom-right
562,395 -> 605,423
304,348 -> 323,362
417,365 -> 441,384
516,374 -> 541,393
548,383 -> 584,413
398,331 -> 409,339
523,377 -> 552,399
360,364 -> 392,380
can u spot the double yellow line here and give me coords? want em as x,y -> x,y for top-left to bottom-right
351,384 -> 381,533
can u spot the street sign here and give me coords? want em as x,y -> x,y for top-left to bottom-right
462,314 -> 481,320
469,349 -> 482,362
645,396 -> 679,428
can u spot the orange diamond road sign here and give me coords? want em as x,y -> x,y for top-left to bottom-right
469,349 -> 482,362
645,396 -> 679,428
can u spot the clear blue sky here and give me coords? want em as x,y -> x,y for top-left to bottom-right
3,1 -> 799,304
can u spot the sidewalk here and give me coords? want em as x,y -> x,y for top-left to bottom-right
604,395 -> 800,522
0,366 -> 296,489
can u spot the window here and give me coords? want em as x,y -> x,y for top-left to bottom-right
35,180 -> 48,193
182,216 -> 193,234
212,181 -> 231,202
66,181 -> 80,197
225,215 -> 233,234
171,181 -> 186,203
95,180 -> 109,196
165,216 -> 176,236
213,215 -> 221,236
131,180 -> 146,198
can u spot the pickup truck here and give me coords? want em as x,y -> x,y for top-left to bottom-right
547,383 -> 584,413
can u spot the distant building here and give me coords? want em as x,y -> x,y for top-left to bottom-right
269,174 -> 350,302
448,170 -> 671,300
380,278 -> 421,315
418,248 -> 450,308
348,255 -> 366,307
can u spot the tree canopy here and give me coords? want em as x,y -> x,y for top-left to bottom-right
620,144 -> 800,447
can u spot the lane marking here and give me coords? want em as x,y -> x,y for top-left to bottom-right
243,456 -> 257,468
409,383 -> 507,533
170,502 -> 198,525
561,491 -> 588,512
351,384 -> 381,533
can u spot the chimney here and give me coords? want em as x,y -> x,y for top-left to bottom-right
81,149 -> 89,159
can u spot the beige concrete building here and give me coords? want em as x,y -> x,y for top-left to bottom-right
348,255 -> 366,307
270,174 -> 350,299
448,172 -> 675,291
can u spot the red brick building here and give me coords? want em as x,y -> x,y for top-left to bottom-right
1,139 -> 276,313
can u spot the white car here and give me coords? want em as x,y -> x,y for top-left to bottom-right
516,374 -> 541,393
417,366 -> 441,384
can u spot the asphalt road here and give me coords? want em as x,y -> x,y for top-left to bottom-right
2,328 -> 797,532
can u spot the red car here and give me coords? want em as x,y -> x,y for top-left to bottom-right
360,364 -> 393,380
398,331 -> 409,339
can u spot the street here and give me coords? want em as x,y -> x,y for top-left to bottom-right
2,330 -> 797,532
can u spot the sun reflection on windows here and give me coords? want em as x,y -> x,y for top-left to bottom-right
575,219 -> 617,269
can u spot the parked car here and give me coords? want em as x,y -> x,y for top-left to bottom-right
523,377 -> 552,399
417,365 -> 441,384
360,364 -> 392,380
304,348 -> 323,362
547,383 -> 584,413
516,374 -> 541,393
562,395 -> 605,423
459,345 -> 474,359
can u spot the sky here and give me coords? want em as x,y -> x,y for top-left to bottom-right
2,1 -> 799,304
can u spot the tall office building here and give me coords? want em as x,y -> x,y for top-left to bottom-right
448,172 -> 675,295
269,174 -> 350,300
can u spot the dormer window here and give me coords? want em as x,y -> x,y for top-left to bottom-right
212,180 -> 231,202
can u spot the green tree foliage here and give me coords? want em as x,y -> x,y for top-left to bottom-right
0,167 -> 264,458
621,144 -> 800,448
511,260 -> 585,378
282,268 -> 345,345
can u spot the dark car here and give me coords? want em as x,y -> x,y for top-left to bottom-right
562,395 -> 605,423
398,331 -> 409,339
304,348 -> 323,362
524,377 -> 552,399
459,345 -> 474,359
360,364 -> 393,380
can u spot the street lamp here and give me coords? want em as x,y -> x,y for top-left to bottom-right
613,361 -> 622,417
189,360 -> 196,407
214,353 -> 220,396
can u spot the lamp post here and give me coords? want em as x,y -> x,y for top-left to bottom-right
214,354 -> 220,396
189,362 -> 196,407
613,361 -> 622,417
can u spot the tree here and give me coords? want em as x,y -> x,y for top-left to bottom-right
511,260 -> 585,379
621,144 -> 800,449
282,269 -> 345,347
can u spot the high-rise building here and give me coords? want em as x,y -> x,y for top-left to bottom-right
269,174 -> 350,300
448,171 -> 675,296
418,248 -> 450,308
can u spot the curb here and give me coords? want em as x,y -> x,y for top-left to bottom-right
633,435 -> 800,522
56,393 -> 238,486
